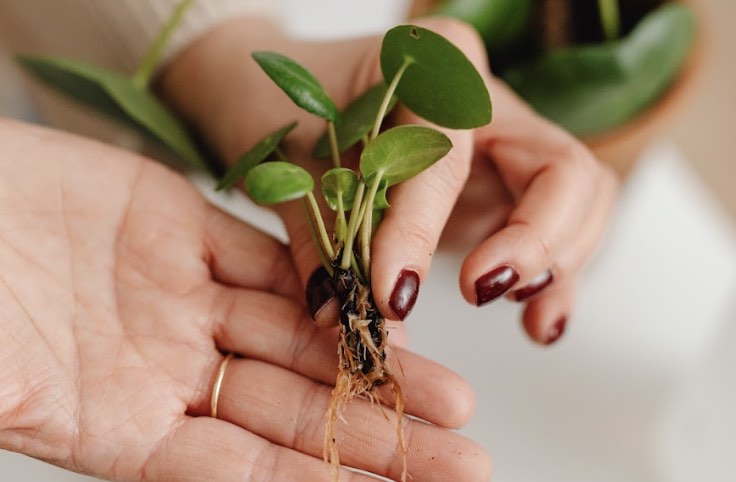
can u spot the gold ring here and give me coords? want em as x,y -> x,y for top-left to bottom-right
210,352 -> 234,419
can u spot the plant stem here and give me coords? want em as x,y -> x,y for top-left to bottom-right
133,0 -> 194,89
327,121 -> 341,168
370,58 -> 412,140
340,181 -> 365,269
598,0 -> 621,42
274,147 -> 288,162
335,194 -> 348,243
304,202 -> 334,276
358,174 -> 383,277
305,192 -> 335,261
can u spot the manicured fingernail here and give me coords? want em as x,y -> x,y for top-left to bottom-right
389,269 -> 420,321
475,265 -> 519,306
545,317 -> 567,345
512,270 -> 554,302
305,266 -> 336,320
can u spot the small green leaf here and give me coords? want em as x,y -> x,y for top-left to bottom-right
252,51 -> 338,122
381,25 -> 491,129
217,121 -> 297,190
360,125 -> 452,186
245,161 -> 314,205
321,168 -> 359,210
16,55 -> 207,170
313,83 -> 397,159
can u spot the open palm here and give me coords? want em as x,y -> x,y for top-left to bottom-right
0,119 -> 489,481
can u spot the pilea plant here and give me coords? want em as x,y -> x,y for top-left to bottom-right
218,26 -> 491,481
14,2 -> 492,479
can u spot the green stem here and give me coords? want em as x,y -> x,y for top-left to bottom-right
133,0 -> 194,89
358,173 -> 383,278
274,147 -> 288,162
598,0 -> 621,42
340,181 -> 365,269
304,202 -> 334,276
370,58 -> 412,139
335,194 -> 348,243
327,121 -> 341,168
305,192 -> 335,261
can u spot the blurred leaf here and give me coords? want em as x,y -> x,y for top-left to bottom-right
381,25 -> 491,129
16,55 -> 206,170
217,121 -> 297,190
313,83 -> 397,159
435,0 -> 533,53
360,125 -> 452,186
252,51 -> 338,122
503,4 -> 695,136
245,161 -> 314,205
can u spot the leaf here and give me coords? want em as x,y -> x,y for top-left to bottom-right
252,51 -> 338,122
321,168 -> 359,210
245,161 -> 314,205
217,121 -> 297,190
373,179 -> 390,209
503,4 -> 695,136
359,125 -> 452,186
312,83 -> 397,159
381,25 -> 491,129
16,55 -> 207,170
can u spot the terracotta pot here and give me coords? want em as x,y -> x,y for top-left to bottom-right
409,0 -> 706,178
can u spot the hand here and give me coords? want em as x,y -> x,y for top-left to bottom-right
0,119 -> 489,481
161,16 -> 618,345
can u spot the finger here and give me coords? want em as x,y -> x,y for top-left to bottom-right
214,358 -> 492,482
521,278 -> 576,346
276,201 -> 340,328
507,159 -> 618,303
371,19 -> 489,321
142,417 -> 372,481
208,288 -> 474,429
460,82 -> 604,306
203,203 -> 301,299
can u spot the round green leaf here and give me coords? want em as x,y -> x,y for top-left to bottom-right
321,168 -> 359,211
217,121 -> 297,190
312,83 -> 397,159
503,4 -> 695,136
359,125 -> 452,186
380,25 -> 491,129
16,55 -> 207,171
245,161 -> 314,205
252,51 -> 338,122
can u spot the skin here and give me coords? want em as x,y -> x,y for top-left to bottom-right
161,16 -> 618,345
0,118 -> 490,481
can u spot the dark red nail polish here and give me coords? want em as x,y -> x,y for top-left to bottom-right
305,266 -> 336,320
475,265 -> 519,306
512,270 -> 554,302
389,269 -> 420,321
545,317 -> 567,345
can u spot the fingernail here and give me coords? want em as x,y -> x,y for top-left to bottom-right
305,266 -> 336,320
475,265 -> 519,306
389,269 -> 420,321
545,317 -> 567,345
512,270 -> 554,302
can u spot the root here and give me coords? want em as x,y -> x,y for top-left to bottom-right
324,266 -> 407,482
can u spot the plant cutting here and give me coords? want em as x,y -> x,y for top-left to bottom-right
217,25 -> 491,481
15,2 -> 492,480
416,0 -> 697,174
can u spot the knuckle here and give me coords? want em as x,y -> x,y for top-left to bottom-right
430,150 -> 472,195
396,210 -> 437,252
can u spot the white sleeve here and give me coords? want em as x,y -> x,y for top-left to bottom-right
0,0 -> 277,74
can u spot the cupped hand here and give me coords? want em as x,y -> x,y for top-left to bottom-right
162,16 -> 618,345
0,119 -> 489,481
